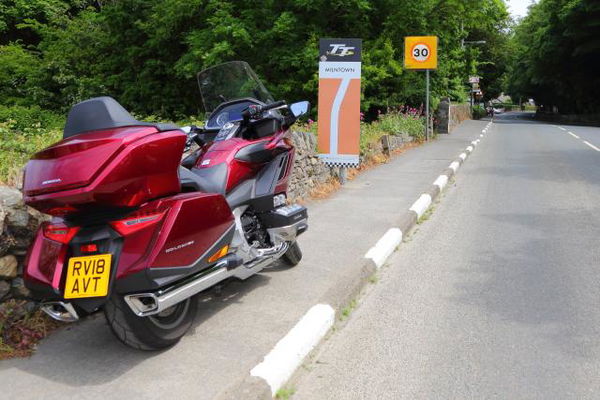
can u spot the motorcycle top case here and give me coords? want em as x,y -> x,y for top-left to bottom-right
23,126 -> 186,213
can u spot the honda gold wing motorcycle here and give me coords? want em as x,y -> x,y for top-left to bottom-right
22,61 -> 309,350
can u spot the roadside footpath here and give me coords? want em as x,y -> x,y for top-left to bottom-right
0,120 -> 488,400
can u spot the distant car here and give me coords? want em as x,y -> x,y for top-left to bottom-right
493,107 -> 504,114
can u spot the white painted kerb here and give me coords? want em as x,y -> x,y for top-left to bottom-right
449,161 -> 460,173
251,304 -> 335,395
433,175 -> 448,191
409,193 -> 432,219
364,228 -> 402,269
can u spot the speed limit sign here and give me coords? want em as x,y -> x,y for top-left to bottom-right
404,36 -> 438,70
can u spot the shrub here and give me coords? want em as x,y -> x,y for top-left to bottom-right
0,106 -> 63,184
472,105 -> 486,120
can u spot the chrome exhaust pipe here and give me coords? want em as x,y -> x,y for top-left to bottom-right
124,263 -> 233,317
41,301 -> 79,322
124,242 -> 291,317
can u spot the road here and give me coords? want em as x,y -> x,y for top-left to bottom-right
294,112 -> 600,399
1,119 -> 485,400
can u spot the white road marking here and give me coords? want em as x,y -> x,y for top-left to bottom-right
480,134 -> 484,137
364,228 -> 403,269
471,140 -> 478,146
466,146 -> 474,153
558,127 -> 566,131
433,175 -> 448,191
567,131 -> 580,139
409,194 -> 432,219
251,304 -> 335,395
583,140 -> 600,152
459,153 -> 467,161
449,161 -> 460,172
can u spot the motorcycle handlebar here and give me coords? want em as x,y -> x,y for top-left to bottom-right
241,100 -> 287,119
262,100 -> 287,111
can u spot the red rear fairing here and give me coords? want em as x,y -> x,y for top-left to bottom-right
24,192 -> 234,297
23,126 -> 186,214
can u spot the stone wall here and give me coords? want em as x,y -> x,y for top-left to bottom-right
0,186 -> 48,302
0,130 -> 410,306
449,103 -> 472,132
435,98 -> 472,134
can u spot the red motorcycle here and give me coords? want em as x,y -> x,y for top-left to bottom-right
22,61 -> 309,350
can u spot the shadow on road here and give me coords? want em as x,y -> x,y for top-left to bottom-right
1,270 -> 274,386
483,111 -> 542,125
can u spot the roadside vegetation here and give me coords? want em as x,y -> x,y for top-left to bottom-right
506,0 -> 600,115
0,0 -> 513,184
0,106 -> 426,184
0,300 -> 60,359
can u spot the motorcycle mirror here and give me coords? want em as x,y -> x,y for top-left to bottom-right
290,101 -> 310,118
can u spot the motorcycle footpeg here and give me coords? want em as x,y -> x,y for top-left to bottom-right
217,254 -> 244,270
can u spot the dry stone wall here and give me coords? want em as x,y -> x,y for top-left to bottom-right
435,98 -> 472,134
0,186 -> 49,302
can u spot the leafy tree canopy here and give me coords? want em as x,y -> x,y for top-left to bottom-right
0,0 -> 512,118
506,0 -> 600,114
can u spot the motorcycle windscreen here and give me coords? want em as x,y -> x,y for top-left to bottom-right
197,61 -> 274,113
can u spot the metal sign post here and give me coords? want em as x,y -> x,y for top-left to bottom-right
404,36 -> 438,141
426,70 -> 430,141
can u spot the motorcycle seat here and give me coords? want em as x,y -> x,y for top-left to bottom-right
63,96 -> 179,139
179,165 -> 227,195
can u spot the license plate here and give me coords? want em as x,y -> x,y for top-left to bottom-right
64,254 -> 112,299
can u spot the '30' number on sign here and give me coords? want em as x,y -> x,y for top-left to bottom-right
412,44 -> 430,62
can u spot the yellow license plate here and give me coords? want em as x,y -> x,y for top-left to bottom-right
64,254 -> 112,299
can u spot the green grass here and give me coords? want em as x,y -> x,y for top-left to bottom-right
340,299 -> 358,321
275,387 -> 296,399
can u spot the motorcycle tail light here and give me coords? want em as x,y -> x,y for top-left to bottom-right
80,244 -> 98,253
47,205 -> 78,216
43,224 -> 80,244
110,211 -> 165,236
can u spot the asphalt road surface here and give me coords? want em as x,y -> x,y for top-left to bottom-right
294,113 -> 600,399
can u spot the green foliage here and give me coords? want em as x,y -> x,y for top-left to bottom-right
0,0 -> 511,118
506,0 -> 600,114
0,105 -> 63,184
472,105 -> 486,119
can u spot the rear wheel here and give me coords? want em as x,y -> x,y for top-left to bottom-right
104,294 -> 197,350
281,241 -> 302,266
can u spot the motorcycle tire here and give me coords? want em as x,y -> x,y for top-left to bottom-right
281,241 -> 302,267
104,294 -> 197,350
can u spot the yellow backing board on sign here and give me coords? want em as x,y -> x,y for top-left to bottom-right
404,36 -> 438,70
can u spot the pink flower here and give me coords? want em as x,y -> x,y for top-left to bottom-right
308,119 -> 314,125
360,112 -> 365,121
